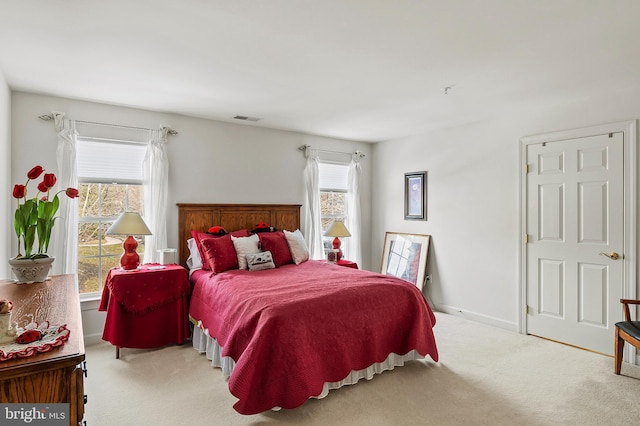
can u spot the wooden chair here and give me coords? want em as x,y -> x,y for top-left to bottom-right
614,299 -> 640,375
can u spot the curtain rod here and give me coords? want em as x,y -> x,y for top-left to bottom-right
298,144 -> 365,158
38,114 -> 178,135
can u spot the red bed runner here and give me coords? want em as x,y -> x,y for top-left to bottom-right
189,260 -> 438,414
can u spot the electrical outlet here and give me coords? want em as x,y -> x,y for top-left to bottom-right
425,274 -> 432,282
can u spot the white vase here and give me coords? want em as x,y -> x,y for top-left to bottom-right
8,256 -> 55,284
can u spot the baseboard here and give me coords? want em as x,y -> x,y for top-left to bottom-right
434,303 -> 518,332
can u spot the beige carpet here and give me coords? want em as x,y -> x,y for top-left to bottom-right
84,312 -> 640,425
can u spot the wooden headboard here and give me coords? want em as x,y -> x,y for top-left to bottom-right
177,203 -> 302,267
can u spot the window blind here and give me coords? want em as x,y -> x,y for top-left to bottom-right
77,138 -> 147,184
319,162 -> 349,191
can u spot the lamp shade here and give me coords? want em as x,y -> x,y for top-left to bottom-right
106,212 -> 152,236
324,221 -> 351,238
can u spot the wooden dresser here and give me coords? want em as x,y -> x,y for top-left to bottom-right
0,274 -> 86,426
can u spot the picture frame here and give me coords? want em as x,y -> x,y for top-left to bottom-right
326,249 -> 339,263
404,171 -> 427,221
380,232 -> 430,291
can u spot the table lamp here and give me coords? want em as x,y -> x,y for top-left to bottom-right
324,221 -> 351,261
106,212 -> 152,270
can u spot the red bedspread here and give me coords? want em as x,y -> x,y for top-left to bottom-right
189,260 -> 438,414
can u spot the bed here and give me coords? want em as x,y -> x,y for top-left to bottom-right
178,203 -> 439,415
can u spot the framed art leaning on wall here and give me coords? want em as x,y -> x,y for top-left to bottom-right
404,171 -> 427,220
381,232 -> 430,291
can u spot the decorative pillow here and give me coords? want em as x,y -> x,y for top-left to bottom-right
231,234 -> 260,270
200,235 -> 239,274
192,229 -> 251,270
191,230 -> 213,270
259,231 -> 293,267
186,238 -> 203,270
246,251 -> 276,271
284,229 -> 310,265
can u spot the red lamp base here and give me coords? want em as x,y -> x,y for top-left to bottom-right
120,235 -> 140,270
332,237 -> 343,261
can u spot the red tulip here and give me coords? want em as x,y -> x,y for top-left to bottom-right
65,188 -> 79,198
13,166 -> 79,258
12,184 -> 25,199
43,173 -> 56,188
27,165 -> 44,180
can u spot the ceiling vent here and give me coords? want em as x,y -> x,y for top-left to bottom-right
233,115 -> 262,122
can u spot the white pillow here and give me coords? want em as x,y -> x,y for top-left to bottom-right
284,229 -> 310,265
186,238 -> 203,270
246,251 -> 276,271
232,234 -> 260,270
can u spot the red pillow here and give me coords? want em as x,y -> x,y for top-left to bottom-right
200,235 -> 239,274
258,231 -> 293,267
192,229 -> 251,270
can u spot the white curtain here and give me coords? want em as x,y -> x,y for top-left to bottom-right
53,113 -> 79,275
345,153 -> 362,267
142,127 -> 169,263
303,147 -> 324,259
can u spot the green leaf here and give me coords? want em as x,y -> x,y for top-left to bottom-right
37,218 -> 47,253
19,203 -> 29,225
51,194 -> 60,218
14,209 -> 24,237
24,225 -> 36,257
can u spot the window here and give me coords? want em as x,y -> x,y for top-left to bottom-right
76,137 -> 147,297
318,162 -> 349,254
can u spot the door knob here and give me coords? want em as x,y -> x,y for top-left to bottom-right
600,252 -> 620,260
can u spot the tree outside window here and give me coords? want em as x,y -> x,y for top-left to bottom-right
77,183 -> 144,295
319,162 -> 349,254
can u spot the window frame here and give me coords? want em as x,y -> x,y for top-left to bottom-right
76,136 -> 147,300
318,161 -> 350,255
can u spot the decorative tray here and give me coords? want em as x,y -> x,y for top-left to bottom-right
0,321 -> 70,362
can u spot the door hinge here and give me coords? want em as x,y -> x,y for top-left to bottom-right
525,305 -> 529,314
525,163 -> 529,173
524,234 -> 529,244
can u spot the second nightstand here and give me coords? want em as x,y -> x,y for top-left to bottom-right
98,264 -> 191,358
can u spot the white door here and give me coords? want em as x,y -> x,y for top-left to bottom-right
525,132 -> 624,355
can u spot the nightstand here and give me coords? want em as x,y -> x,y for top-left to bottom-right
98,264 -> 191,358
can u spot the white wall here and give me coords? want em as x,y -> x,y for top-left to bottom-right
10,91 -> 373,343
0,72 -> 9,279
372,86 -> 640,331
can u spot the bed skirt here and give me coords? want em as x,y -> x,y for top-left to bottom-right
192,325 -> 424,405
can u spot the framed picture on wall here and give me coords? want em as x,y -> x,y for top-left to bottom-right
380,232 -> 430,291
404,171 -> 427,220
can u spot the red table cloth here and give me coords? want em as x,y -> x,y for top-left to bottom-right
99,264 -> 191,349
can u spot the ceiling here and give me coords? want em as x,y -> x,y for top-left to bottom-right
1,1 -> 639,142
